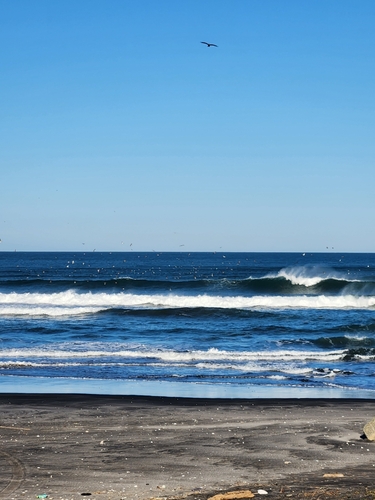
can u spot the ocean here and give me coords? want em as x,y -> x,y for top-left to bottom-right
0,251 -> 375,398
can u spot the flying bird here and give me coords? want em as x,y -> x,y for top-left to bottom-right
201,41 -> 218,47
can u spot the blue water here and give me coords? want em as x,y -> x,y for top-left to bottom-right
1,252 -> 375,398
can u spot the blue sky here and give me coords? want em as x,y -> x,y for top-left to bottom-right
1,0 -> 374,252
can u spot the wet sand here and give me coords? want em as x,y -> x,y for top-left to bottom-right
0,395 -> 374,500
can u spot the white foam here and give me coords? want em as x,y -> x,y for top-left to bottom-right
344,334 -> 368,341
0,290 -> 374,316
0,346 -> 348,363
0,361 -> 82,368
266,265 -> 352,287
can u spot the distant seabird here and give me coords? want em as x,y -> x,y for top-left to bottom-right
201,41 -> 218,47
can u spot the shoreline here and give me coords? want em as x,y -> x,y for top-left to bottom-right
1,376 -> 375,400
2,392 -> 375,404
0,394 -> 374,499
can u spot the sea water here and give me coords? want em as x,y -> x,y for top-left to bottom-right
0,252 -> 374,398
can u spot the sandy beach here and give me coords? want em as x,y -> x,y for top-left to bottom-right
0,395 -> 374,500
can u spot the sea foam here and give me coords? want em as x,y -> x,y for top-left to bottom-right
0,290 -> 374,316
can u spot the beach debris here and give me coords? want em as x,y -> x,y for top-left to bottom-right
0,425 -> 30,431
323,473 -> 344,478
36,495 -> 48,499
80,494 -> 92,496
363,417 -> 375,441
207,490 -> 254,500
257,490 -> 268,495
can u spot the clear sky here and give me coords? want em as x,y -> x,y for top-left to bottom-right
1,0 -> 374,252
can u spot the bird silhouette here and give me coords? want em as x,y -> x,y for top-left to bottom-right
201,41 -> 218,47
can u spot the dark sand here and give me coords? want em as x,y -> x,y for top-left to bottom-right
0,395 -> 374,500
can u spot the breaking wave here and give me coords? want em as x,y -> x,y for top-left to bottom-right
0,290 -> 375,317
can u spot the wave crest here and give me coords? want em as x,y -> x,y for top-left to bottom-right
267,265 -> 351,287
